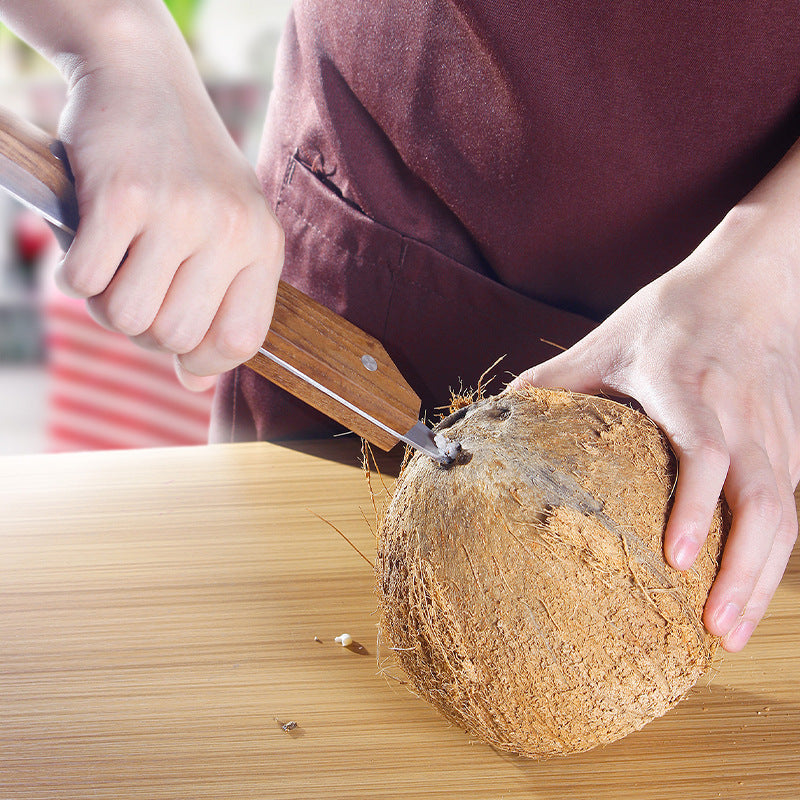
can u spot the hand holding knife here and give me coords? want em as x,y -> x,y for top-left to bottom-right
0,106 -> 458,465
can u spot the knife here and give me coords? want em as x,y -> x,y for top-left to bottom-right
0,105 -> 458,464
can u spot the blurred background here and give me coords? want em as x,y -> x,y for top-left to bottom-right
0,0 -> 293,455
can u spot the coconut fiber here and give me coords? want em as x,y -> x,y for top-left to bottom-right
376,387 -> 729,757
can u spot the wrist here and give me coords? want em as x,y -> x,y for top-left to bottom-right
47,2 -> 192,89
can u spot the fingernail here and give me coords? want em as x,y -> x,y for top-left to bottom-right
671,536 -> 698,571
724,619 -> 756,652
713,602 -> 741,635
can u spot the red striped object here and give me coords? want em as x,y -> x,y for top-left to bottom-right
43,291 -> 215,452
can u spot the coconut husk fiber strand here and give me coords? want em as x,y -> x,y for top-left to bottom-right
376,387 -> 729,757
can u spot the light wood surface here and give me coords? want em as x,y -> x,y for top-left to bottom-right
1,441 -> 798,799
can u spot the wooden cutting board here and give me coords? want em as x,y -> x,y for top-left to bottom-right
1,440 -> 798,799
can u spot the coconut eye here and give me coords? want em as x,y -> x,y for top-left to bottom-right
437,405 -> 470,431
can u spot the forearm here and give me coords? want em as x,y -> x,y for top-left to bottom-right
0,1 -> 192,85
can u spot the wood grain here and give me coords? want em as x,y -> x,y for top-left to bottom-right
246,281 -> 421,450
0,107 -> 74,203
1,441 -> 798,799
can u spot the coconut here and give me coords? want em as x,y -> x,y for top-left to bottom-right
376,387 -> 728,757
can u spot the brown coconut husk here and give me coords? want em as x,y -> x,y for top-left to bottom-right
375,386 -> 729,757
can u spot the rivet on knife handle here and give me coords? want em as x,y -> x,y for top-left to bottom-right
245,282 -> 422,451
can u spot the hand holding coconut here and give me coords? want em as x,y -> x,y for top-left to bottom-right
513,139 -> 800,653
378,149 -> 800,755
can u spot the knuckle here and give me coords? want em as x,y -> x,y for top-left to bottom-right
60,262 -> 109,298
690,436 -> 730,473
149,320 -> 203,356
103,177 -> 150,228
216,321 -> 265,363
218,194 -> 253,240
742,484 -> 783,527
104,301 -> 151,337
217,189 -> 283,256
736,565 -> 763,592
676,507 -> 715,542
715,566 -> 760,605
167,330 -> 204,356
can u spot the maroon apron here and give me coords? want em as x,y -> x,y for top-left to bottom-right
211,0 -> 800,443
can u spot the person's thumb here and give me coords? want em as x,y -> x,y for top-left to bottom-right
509,337 -> 608,395
173,356 -> 218,393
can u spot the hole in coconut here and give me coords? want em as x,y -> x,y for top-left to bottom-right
435,405 -> 470,432
437,449 -> 472,468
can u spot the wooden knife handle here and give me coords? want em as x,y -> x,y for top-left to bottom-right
0,105 -> 421,451
0,106 -> 78,250
0,107 -> 74,199
247,284 -> 421,450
